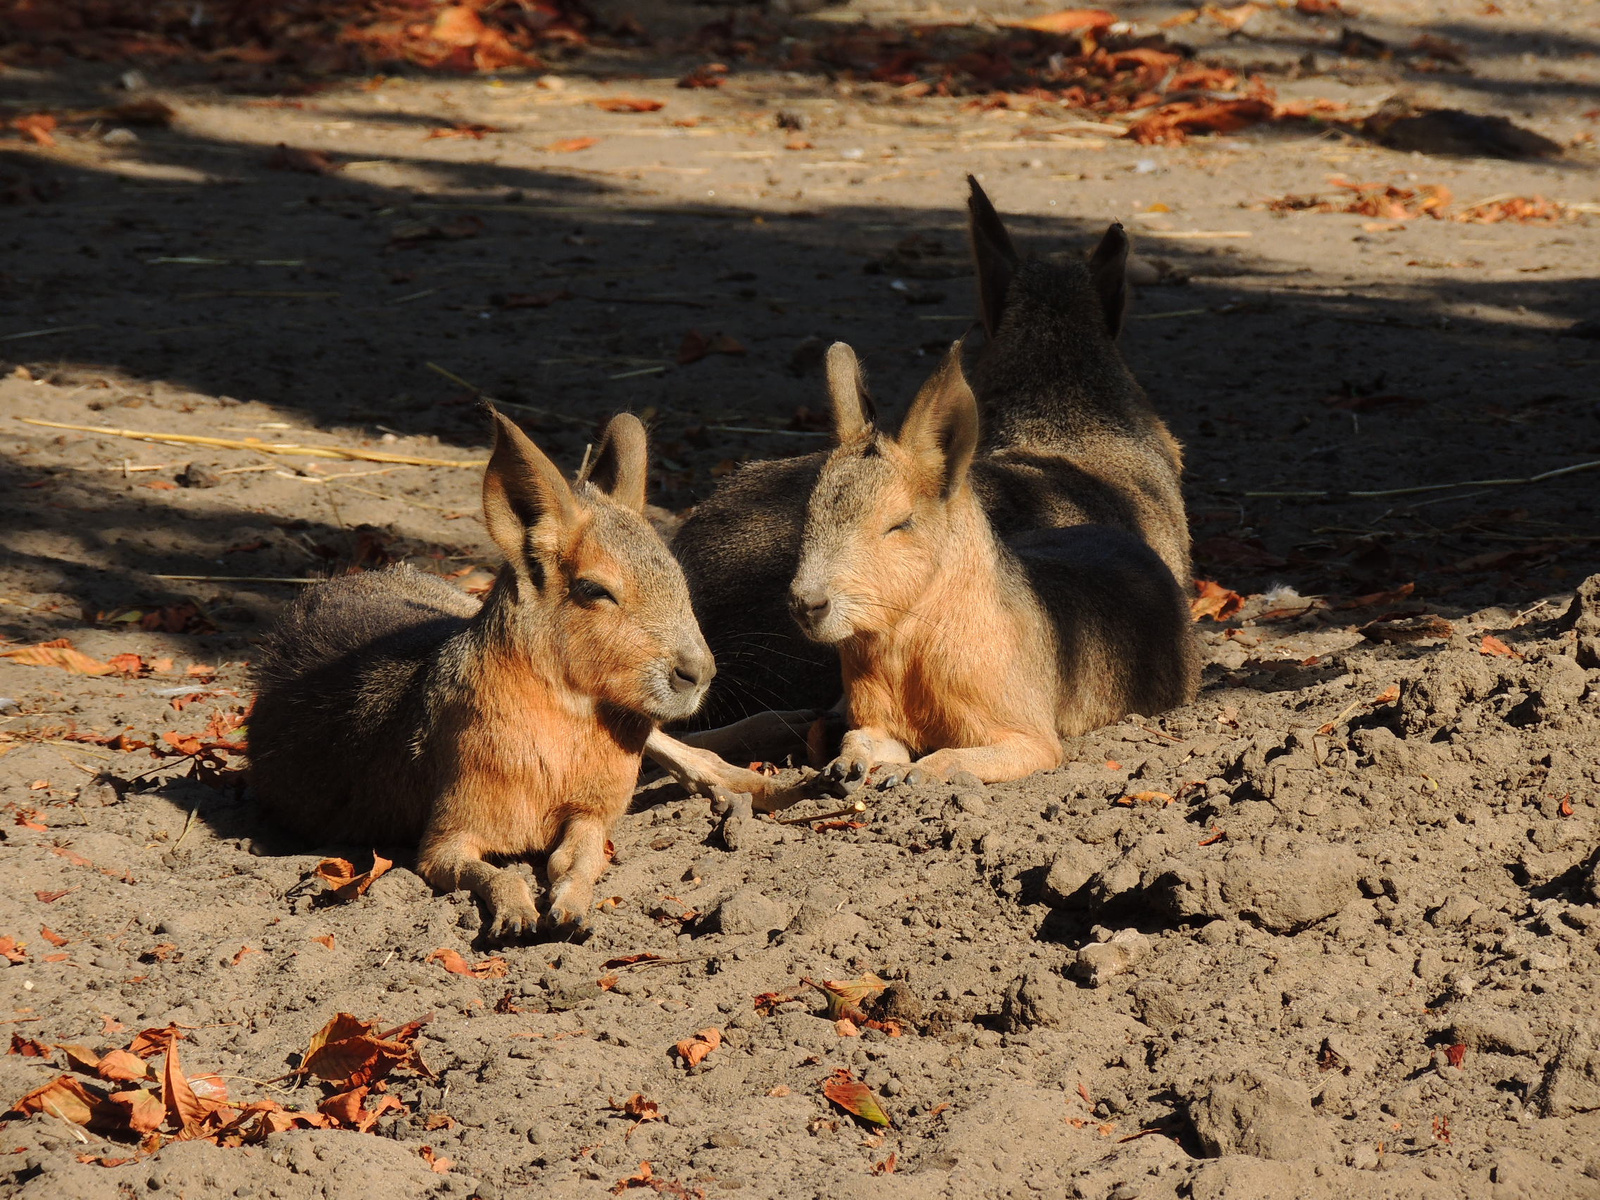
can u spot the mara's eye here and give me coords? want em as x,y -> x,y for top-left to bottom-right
886,515 -> 914,535
571,579 -> 616,605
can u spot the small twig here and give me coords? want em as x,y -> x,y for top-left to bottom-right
153,575 -> 321,584
171,802 -> 201,850
1245,458 -> 1600,500
777,799 -> 867,825
16,418 -> 484,468
705,425 -> 830,438
423,362 -> 591,428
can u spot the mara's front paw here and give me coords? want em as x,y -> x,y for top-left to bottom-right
539,885 -> 595,940
484,879 -> 542,943
822,749 -> 873,794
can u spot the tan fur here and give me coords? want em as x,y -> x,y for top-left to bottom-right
792,342 -> 1198,788
249,408 -> 714,940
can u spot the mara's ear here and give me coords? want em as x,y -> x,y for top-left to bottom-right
824,342 -> 876,441
481,406 -> 579,569
578,412 -> 648,513
897,339 -> 979,500
1088,221 -> 1130,338
967,174 -> 1019,340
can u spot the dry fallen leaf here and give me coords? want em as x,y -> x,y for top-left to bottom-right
311,934 -> 336,950
12,1074 -> 110,1127
673,1027 -> 722,1068
299,1012 -> 432,1091
1479,634 -> 1524,660
0,639 -> 114,675
0,937 -> 26,964
593,98 -> 664,113
266,143 -> 343,174
313,853 -> 392,901
421,1145 -> 454,1173
1008,8 -> 1116,33
1190,580 -> 1245,622
425,122 -> 501,140
807,973 -> 888,1022
427,948 -> 508,979
544,136 -> 598,153
821,1068 -> 890,1127
162,1032 -> 207,1134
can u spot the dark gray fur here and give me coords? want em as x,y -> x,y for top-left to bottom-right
672,178 -> 1191,722
248,564 -> 478,847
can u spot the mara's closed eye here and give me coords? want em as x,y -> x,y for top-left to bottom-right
886,515 -> 914,535
571,578 -> 616,605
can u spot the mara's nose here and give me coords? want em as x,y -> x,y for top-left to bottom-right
790,588 -> 831,623
670,645 -> 715,694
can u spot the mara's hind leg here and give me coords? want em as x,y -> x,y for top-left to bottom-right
914,733 -> 1061,786
542,815 -> 609,935
417,828 -> 541,944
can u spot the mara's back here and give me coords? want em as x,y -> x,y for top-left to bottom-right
249,566 -> 477,845
968,256 -> 1191,586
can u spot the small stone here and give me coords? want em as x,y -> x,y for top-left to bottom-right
712,888 -> 785,936
949,771 -> 985,790
870,981 -> 923,1027
1533,1029 -> 1600,1117
953,792 -> 987,817
1188,1067 -> 1332,1161
1429,893 -> 1482,927
176,462 -> 221,488
1042,843 -> 1101,906
101,127 -> 139,146
1073,928 -> 1152,986
1000,968 -> 1072,1032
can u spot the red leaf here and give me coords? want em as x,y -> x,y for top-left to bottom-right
1445,1043 -> 1466,1068
593,98 -> 664,113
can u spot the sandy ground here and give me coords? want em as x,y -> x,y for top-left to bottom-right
2,1 -> 1599,1197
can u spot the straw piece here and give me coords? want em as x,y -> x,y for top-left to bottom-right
16,418 -> 485,468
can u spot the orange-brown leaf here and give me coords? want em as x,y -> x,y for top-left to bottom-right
313,853 -> 392,901
821,1069 -> 890,1126
545,136 -> 598,153
39,926 -> 67,947
128,1025 -> 183,1059
310,934 -> 336,950
0,641 -> 114,675
0,937 -> 26,964
162,1033 -> 205,1133
1009,8 -> 1116,33
426,948 -> 508,978
109,1086 -> 165,1134
593,98 -> 664,113
1191,579 -> 1245,622
673,1027 -> 722,1067
1479,634 -> 1523,660
13,1074 -> 109,1127
421,1145 -> 454,1173
9,1033 -> 50,1057
96,1049 -> 151,1083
